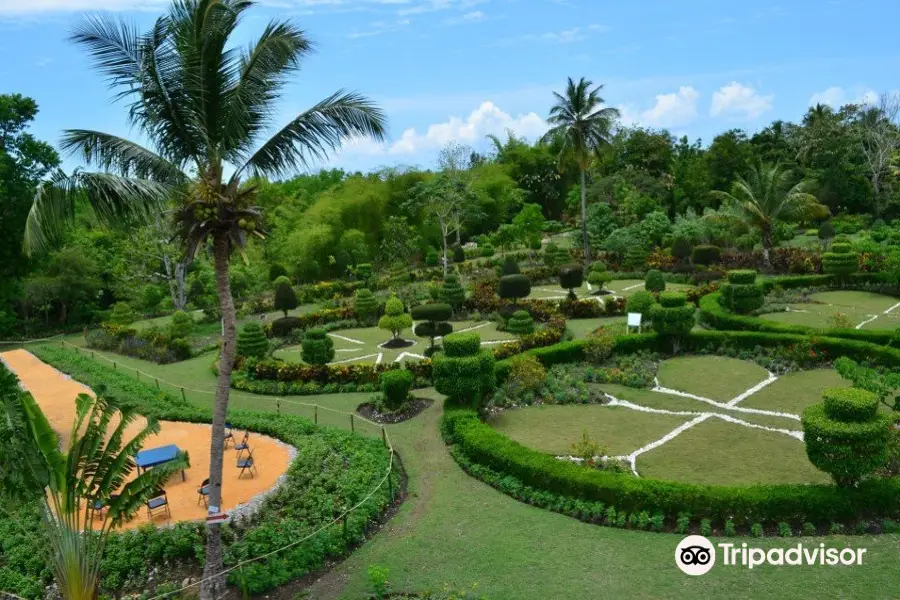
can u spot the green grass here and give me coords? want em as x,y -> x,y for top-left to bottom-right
26,342 -> 900,599
488,404 -> 691,456
637,417 -> 830,486
657,356 -> 770,402
741,370 -> 849,415
760,291 -> 900,330
566,317 -> 626,339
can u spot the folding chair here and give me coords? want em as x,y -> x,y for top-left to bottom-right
91,494 -> 119,518
146,490 -> 171,520
234,432 -> 250,458
237,449 -> 257,479
223,423 -> 234,449
197,478 -> 210,506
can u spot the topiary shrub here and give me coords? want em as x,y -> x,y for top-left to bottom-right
433,332 -> 496,408
624,246 -> 648,271
441,275 -> 466,312
644,269 -> 666,293
720,270 -> 764,314
108,302 -> 138,326
378,296 -> 413,341
822,242 -> 858,278
528,234 -> 542,250
355,288 -> 379,326
268,263 -> 288,281
411,303 -> 453,352
271,316 -> 303,338
818,221 -> 835,245
587,268 -> 612,292
543,242 -> 560,267
802,387 -> 891,487
480,243 -> 495,257
559,264 -> 583,300
425,248 -> 440,267
379,369 -> 413,411
274,280 -> 298,317
237,322 -> 269,359
355,263 -> 373,280
506,310 -> 535,335
650,293 -> 695,352
501,256 -> 520,275
692,244 -> 721,266
499,274 -> 531,305
168,310 -> 195,339
453,245 -> 465,263
625,291 -> 655,316
301,328 -> 335,365
672,236 -> 693,263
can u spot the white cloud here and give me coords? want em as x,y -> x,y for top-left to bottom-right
347,18 -> 410,39
710,81 -> 773,119
443,9 -> 484,25
617,86 -> 700,129
398,0 -> 486,17
808,86 -> 878,108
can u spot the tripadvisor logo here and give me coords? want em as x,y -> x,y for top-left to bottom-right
675,536 -> 868,575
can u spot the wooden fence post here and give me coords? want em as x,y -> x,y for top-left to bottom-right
181,388 -> 187,402
350,414 -> 355,433
314,405 -> 318,425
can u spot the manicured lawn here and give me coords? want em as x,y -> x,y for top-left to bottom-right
656,356 -> 770,402
741,369 -> 848,415
566,316 -> 626,338
488,404 -> 691,456
760,291 -> 900,330
637,417 -> 830,486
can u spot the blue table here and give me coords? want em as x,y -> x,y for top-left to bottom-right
135,444 -> 186,481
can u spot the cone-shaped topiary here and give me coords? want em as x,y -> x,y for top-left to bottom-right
378,295 -> 413,340
433,332 -> 496,408
624,246 -> 648,271
802,387 -> 891,487
506,310 -> 535,335
543,242 -> 560,267
499,274 -> 531,304
380,369 -> 414,411
559,264 -> 583,300
355,288 -> 379,325
822,242 -> 858,278
644,269 -> 666,293
237,322 -> 268,359
440,275 -> 466,312
301,328 -> 335,365
501,256 -> 520,275
274,280 -> 298,317
720,270 -> 764,314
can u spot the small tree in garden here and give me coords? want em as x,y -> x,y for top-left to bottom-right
587,262 -> 612,293
818,221 -> 835,249
169,310 -> 194,339
644,269 -> 666,293
378,296 -> 413,342
692,244 -> 721,266
721,270 -> 764,313
671,236 -> 693,264
499,274 -> 531,305
626,290 -> 655,317
501,256 -> 520,275
441,275 -> 466,313
559,265 -> 583,300
453,245 -> 465,263
649,292 -> 695,353
433,332 -> 496,409
301,328 -> 334,365
379,369 -> 413,412
802,387 -> 891,487
425,248 -> 440,267
237,322 -> 268,359
274,278 -> 298,317
355,288 -> 379,326
822,241 -> 858,278
411,303 -> 453,353
108,302 -> 137,326
506,310 -> 535,334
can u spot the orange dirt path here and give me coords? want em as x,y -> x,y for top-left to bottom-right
1,349 -> 292,530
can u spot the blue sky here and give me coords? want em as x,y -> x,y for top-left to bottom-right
1,0 -> 898,174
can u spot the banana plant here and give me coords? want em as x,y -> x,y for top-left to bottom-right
0,386 -> 188,600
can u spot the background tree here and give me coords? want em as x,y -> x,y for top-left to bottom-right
408,175 -> 481,275
22,3 -> 386,595
541,77 -> 619,269
274,277 -> 297,317
858,94 -> 900,218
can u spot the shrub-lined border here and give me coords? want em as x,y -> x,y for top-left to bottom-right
453,331 -> 900,534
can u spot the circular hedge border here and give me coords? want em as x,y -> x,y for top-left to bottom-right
443,330 -> 900,536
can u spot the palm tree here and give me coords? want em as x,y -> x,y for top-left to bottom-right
22,2 -> 386,596
710,160 -> 823,265
0,383 -> 188,600
541,77 -> 619,268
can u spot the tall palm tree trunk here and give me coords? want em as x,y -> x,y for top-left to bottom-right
201,234 -> 236,600
761,222 -> 774,268
580,168 -> 590,269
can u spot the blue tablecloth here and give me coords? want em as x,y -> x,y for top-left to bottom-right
135,444 -> 185,480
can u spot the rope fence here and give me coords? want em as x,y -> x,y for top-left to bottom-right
7,339 -> 401,600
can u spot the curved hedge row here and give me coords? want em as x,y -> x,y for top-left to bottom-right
27,346 -> 399,597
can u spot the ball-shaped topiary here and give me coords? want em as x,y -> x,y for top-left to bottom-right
559,264 -> 583,299
671,236 -> 693,262
501,256 -> 521,275
802,387 -> 891,487
425,248 -> 440,267
433,332 -> 496,408
268,263 -> 288,281
691,244 -> 721,266
440,275 -> 466,312
355,288 -> 379,325
818,221 -> 835,242
237,322 -> 268,359
274,280 -> 298,317
273,275 -> 291,287
822,242 -> 858,278
506,310 -> 535,335
499,274 -> 531,304
379,368 -> 413,411
644,269 -> 666,293
301,328 -> 335,365
453,245 -> 465,263
626,290 -> 655,316
378,296 -> 413,340
168,310 -> 195,339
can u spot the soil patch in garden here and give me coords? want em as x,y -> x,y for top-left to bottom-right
379,338 -> 416,350
358,397 -> 434,424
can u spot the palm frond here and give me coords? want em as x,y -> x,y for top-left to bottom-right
61,130 -> 187,183
69,14 -> 143,89
235,89 -> 387,180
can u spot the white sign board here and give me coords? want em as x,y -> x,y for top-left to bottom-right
627,312 -> 642,328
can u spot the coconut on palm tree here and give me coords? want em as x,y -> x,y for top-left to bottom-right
541,77 -> 619,268
22,1 -> 386,596
710,160 -> 824,265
